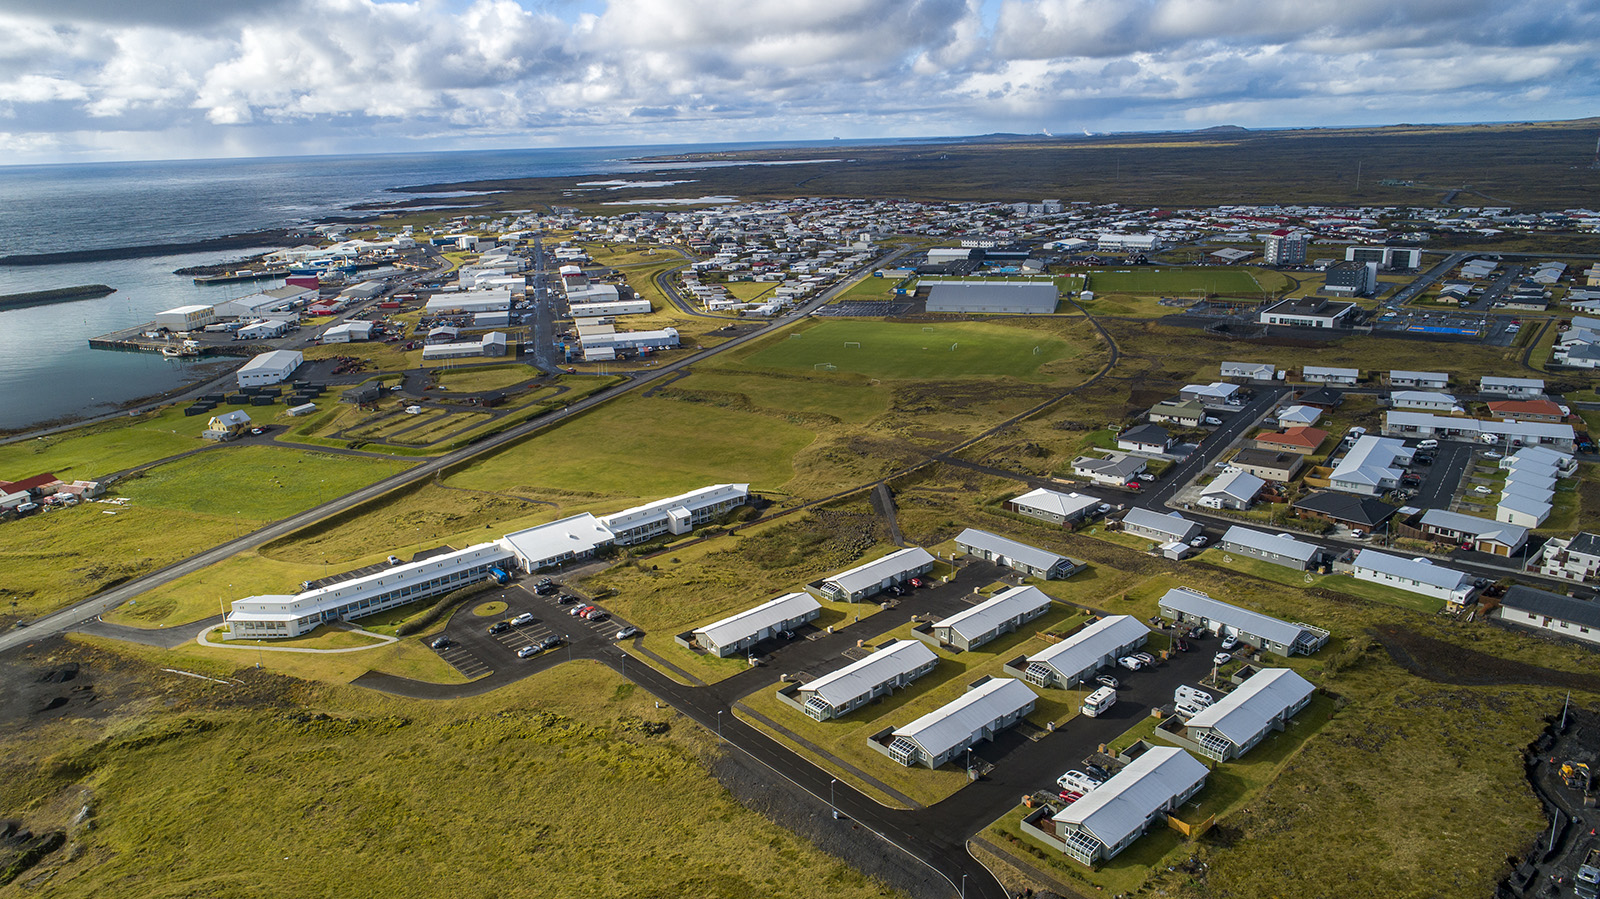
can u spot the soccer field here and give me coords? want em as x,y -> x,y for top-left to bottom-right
1084,267 -> 1266,296
739,320 -> 1079,380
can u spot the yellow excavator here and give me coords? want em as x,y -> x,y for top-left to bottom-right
1562,761 -> 1593,796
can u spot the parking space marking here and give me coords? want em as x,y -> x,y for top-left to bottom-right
438,647 -> 491,678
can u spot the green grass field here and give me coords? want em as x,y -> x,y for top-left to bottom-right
0,405 -> 207,480
738,320 -> 1079,381
669,370 -> 892,425
431,363 -> 543,393
0,660 -> 903,899
445,393 -> 815,499
116,446 -> 410,521
1083,267 -> 1267,296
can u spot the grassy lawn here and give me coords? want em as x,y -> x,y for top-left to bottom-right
736,320 -> 1080,381
207,623 -> 389,650
430,363 -> 543,393
301,339 -> 423,370
444,393 -> 816,499
1082,267 -> 1267,296
672,370 -> 892,425
1320,574 -> 1446,614
115,445 -> 410,521
0,659 -> 903,899
0,404 -> 208,480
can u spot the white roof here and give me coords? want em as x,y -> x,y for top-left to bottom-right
162,304 -> 214,315
212,410 -> 252,427
1330,435 -> 1410,487
1353,550 -> 1471,591
1011,487 -> 1100,519
1159,587 -> 1321,649
1053,746 -> 1208,848
1499,494 -> 1553,518
800,640 -> 939,708
1185,668 -> 1314,746
1028,614 -> 1148,675
1391,370 -> 1447,382
955,529 -> 1071,574
228,542 -> 512,624
1500,480 -> 1554,503
1222,362 -> 1275,377
1506,460 -> 1559,481
1385,411 -> 1574,442
497,513 -> 615,567
1202,469 -> 1264,502
1390,391 -> 1457,407
824,547 -> 936,594
1508,446 -> 1572,468
892,678 -> 1036,759
1121,508 -> 1200,541
1276,405 -> 1322,425
1303,365 -> 1358,378
238,349 -> 302,375
935,586 -> 1054,643
1219,526 -> 1319,564
1482,376 -> 1544,389
694,592 -> 820,649
599,484 -> 748,531
1419,509 -> 1528,546
1183,382 -> 1239,400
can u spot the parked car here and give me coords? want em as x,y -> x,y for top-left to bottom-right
1096,503 -> 1113,515
1133,652 -> 1157,666
387,555 -> 402,565
1117,656 -> 1143,671
1203,416 -> 1222,425
617,626 -> 641,640
1175,685 -> 1214,707
487,621 -> 511,635
1137,473 -> 1156,482
1220,633 -> 1239,651
1124,480 -> 1143,490
428,636 -> 451,650
1472,485 -> 1493,495
534,582 -> 558,595
1213,652 -> 1232,666
1189,535 -> 1208,548
1174,638 -> 1191,653
250,427 -> 266,435
1094,674 -> 1119,689
570,605 -> 591,617
557,593 -> 579,604
1482,450 -> 1503,459
516,645 -> 539,659
509,612 -> 535,627
908,577 -> 926,588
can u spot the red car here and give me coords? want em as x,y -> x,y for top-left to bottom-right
1125,480 -> 1142,490
908,577 -> 925,589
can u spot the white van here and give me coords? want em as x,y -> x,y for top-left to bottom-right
1081,686 -> 1117,718
1174,685 -> 1214,708
1175,700 -> 1207,718
1417,439 -> 1439,450
1057,770 -> 1101,794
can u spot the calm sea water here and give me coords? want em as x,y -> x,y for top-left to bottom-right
0,141 -> 871,432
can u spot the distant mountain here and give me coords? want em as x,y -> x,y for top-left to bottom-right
1196,125 -> 1249,133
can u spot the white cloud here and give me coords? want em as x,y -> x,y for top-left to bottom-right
0,0 -> 1597,163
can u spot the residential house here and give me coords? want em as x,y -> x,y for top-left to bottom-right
1179,382 -> 1241,406
1148,399 -> 1205,428
1296,387 -> 1345,410
1227,449 -> 1304,483
1218,526 -> 1322,571
1417,509 -> 1529,556
819,547 -> 937,603
1350,550 -> 1475,607
1382,411 -> 1575,451
1329,435 -> 1412,495
1254,426 -> 1327,455
1072,455 -> 1147,488
1302,366 -> 1360,386
954,529 -> 1083,580
1182,668 -> 1316,761
1117,424 -> 1172,454
1041,747 -> 1209,865
1390,391 -> 1461,412
1221,362 -> 1276,381
931,586 -> 1054,651
882,677 -> 1038,768
1292,492 -> 1398,532
1120,508 -> 1202,545
1157,587 -> 1330,656
1015,615 -> 1149,689
1389,370 -> 1449,389
1487,399 -> 1566,423
1006,488 -> 1101,527
1200,470 -> 1265,511
1275,404 -> 1323,426
1499,494 -> 1553,528
1492,586 -> 1600,647
690,592 -> 822,658
1535,533 -> 1600,583
1480,376 -> 1545,398
794,640 -> 940,721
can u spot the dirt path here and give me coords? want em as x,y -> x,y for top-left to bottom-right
1370,624 -> 1600,691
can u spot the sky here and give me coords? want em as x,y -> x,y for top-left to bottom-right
2,0 -> 1598,164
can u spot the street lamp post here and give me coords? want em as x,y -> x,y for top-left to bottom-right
830,778 -> 838,820
716,710 -> 722,738
960,874 -> 967,899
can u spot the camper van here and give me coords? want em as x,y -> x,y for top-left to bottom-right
1081,686 -> 1118,718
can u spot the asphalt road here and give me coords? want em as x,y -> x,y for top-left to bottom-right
0,247 -> 907,656
1413,440 -> 1474,509
1142,386 -> 1288,507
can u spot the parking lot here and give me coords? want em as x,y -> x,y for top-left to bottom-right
427,579 -> 639,679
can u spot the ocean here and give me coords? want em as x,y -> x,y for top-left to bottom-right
0,141 -> 873,432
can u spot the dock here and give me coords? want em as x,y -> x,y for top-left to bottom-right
192,268 -> 290,285
87,323 -> 258,357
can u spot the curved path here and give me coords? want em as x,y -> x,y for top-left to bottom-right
196,623 -> 396,652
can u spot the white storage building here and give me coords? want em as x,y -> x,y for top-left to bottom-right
422,332 -> 508,362
154,304 -> 216,329
954,529 -> 1081,580
796,640 -> 940,721
236,349 -> 303,388
693,592 -> 822,658
425,288 -> 513,314
1020,615 -> 1148,689
885,678 -> 1037,768
820,547 -> 937,603
932,585 -> 1054,652
1182,668 -> 1315,760
322,321 -> 373,343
